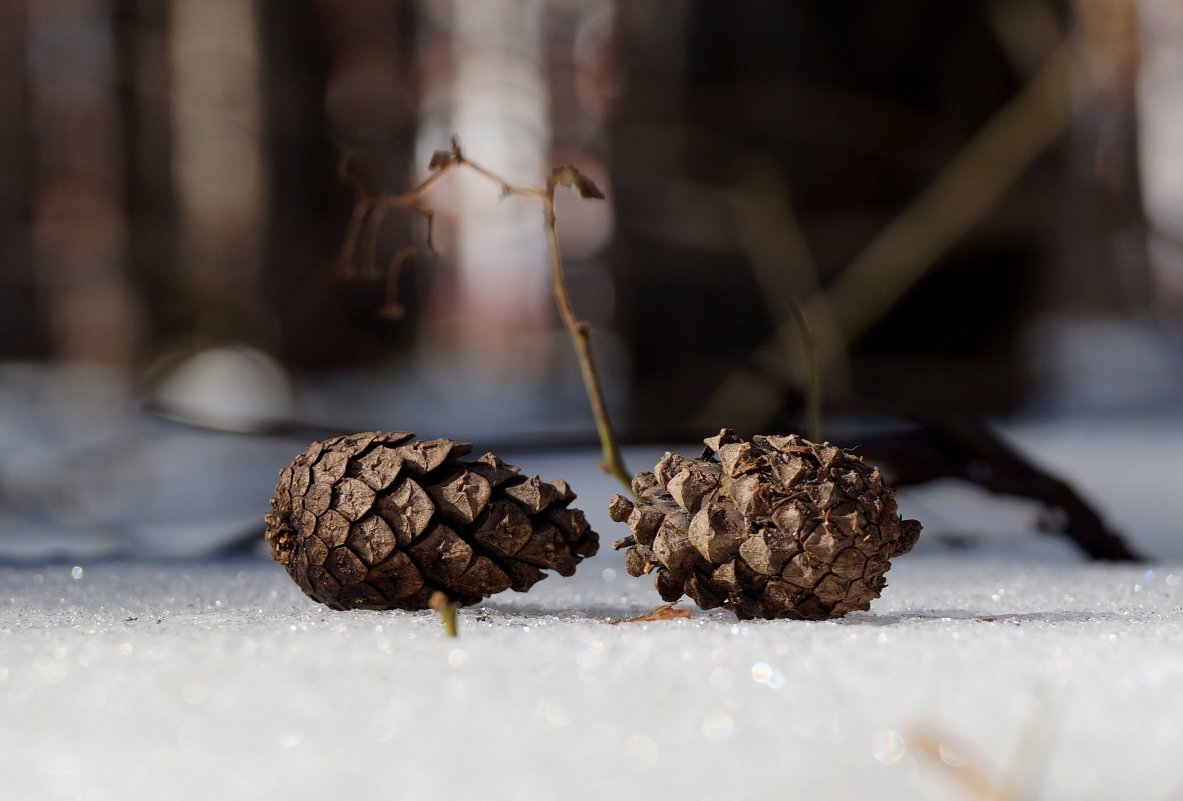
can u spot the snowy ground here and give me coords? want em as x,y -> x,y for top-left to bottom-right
3,423 -> 1183,801
3,554 -> 1183,801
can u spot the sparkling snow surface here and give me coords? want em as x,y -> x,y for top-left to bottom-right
4,434 -> 1183,801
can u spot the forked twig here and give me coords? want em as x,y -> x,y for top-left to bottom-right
339,138 -> 632,492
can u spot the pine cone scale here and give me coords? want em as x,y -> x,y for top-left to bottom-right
426,469 -> 492,524
346,515 -> 396,565
374,478 -> 434,545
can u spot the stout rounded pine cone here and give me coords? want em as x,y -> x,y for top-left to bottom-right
265,432 -> 599,610
609,429 -> 921,620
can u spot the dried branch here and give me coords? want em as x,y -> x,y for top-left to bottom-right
808,39 -> 1111,364
855,416 -> 1141,561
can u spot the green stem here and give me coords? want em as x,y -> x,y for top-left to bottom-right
429,592 -> 459,638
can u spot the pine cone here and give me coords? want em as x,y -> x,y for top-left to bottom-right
609,429 -> 920,620
265,432 -> 599,610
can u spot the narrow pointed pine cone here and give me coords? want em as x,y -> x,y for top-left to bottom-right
265,432 -> 599,611
609,429 -> 921,620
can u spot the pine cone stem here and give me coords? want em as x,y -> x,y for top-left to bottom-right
429,591 -> 460,638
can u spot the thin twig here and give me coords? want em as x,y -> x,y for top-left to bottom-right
538,179 -> 633,491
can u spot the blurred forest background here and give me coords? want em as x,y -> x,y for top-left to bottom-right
1,0 -> 1182,557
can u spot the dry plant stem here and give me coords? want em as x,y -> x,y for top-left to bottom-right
540,190 -> 632,491
345,149 -> 632,493
336,153 -> 372,278
785,298 -> 822,442
693,166 -> 849,434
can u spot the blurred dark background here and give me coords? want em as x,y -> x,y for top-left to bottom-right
1,0 -> 1181,557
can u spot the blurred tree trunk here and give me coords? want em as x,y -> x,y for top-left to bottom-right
168,0 -> 266,345
115,0 -> 182,358
0,0 -> 42,359
608,0 -> 1064,426
29,0 -> 138,371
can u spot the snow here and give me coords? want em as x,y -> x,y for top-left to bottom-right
4,361 -> 1183,800
4,532 -> 1183,800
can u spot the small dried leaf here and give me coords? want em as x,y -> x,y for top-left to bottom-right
608,603 -> 691,625
549,165 -> 605,199
428,149 -> 456,170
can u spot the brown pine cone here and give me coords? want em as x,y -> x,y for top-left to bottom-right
265,432 -> 599,610
609,429 -> 920,620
